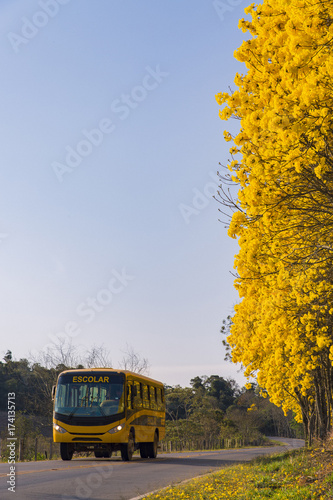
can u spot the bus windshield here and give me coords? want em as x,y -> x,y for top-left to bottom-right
55,372 -> 125,418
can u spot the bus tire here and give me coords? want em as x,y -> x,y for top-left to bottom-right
60,443 -> 74,461
146,431 -> 158,459
121,431 -> 135,461
140,443 -> 149,458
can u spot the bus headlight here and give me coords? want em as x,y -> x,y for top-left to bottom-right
108,424 -> 123,434
53,423 -> 67,434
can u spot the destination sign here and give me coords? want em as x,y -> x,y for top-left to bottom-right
72,376 -> 109,383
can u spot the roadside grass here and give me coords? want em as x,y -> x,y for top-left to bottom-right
158,437 -> 279,455
143,446 -> 333,499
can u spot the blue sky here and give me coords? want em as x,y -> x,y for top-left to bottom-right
0,0 -> 250,387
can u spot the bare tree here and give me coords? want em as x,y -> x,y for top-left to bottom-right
31,341 -> 149,374
30,339 -> 80,370
84,344 -> 112,368
119,344 -> 150,375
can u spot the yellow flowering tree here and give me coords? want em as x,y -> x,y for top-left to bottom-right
217,0 -> 333,442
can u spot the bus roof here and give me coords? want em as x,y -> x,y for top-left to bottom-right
57,368 -> 164,386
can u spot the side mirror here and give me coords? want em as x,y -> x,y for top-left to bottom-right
51,385 -> 56,400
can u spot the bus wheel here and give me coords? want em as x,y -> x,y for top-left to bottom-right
60,443 -> 74,461
121,432 -> 135,461
147,432 -> 158,459
140,443 -> 149,459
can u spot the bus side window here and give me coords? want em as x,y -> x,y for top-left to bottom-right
142,384 -> 149,409
127,381 -> 133,409
161,387 -> 165,409
134,381 -> 142,409
150,386 -> 157,410
156,388 -> 162,411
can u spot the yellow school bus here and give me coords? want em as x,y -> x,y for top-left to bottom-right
52,368 -> 165,461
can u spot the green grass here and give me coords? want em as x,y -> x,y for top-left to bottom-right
143,447 -> 333,499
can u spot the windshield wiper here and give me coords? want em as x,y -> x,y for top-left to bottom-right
99,405 -> 106,416
67,405 -> 106,419
68,408 -> 79,420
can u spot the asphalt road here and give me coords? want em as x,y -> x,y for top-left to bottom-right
0,438 -> 304,500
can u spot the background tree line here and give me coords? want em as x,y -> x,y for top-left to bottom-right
0,348 -> 302,445
0,343 -> 149,424
165,375 -> 302,443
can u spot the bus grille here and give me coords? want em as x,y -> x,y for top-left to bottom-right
72,437 -> 102,442
69,432 -> 104,435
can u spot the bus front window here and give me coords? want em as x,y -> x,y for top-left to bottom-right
55,372 -> 125,418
